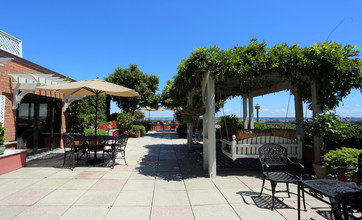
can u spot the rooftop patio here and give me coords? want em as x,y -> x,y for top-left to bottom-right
0,131 -> 332,220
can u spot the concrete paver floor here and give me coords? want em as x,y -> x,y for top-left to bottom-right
0,131 -> 333,220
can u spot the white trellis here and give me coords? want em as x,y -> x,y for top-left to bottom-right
0,30 -> 22,57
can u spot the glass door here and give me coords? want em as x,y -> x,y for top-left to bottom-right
17,94 -> 62,154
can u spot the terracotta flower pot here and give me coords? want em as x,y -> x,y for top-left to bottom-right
312,162 -> 327,179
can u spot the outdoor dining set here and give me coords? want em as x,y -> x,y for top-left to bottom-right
257,143 -> 362,220
62,130 -> 128,170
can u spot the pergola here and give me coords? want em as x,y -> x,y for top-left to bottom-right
9,74 -> 83,111
190,71 -> 319,178
170,41 -> 361,178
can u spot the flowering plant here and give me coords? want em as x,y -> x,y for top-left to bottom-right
97,121 -> 117,130
117,112 -> 135,133
182,105 -> 205,126
174,110 -> 184,124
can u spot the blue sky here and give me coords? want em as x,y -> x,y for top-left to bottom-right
2,0 -> 361,118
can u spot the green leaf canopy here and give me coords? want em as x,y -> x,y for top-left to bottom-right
165,39 -> 362,110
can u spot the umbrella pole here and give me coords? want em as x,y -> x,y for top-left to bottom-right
95,93 -> 98,137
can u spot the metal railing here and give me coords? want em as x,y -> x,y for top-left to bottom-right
0,30 -> 22,57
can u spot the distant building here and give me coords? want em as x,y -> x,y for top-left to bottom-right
0,30 -> 70,154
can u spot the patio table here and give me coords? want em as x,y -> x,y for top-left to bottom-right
73,135 -> 116,165
297,179 -> 362,219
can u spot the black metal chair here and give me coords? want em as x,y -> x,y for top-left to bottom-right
106,129 -> 121,148
62,133 -> 79,170
331,153 -> 362,220
119,134 -> 128,165
68,132 -> 88,162
258,143 -> 305,210
103,133 -> 128,168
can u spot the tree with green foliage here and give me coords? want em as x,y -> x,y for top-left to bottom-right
105,64 -> 161,114
0,122 -> 5,145
161,78 -> 186,108
134,110 -> 145,120
66,95 -> 107,132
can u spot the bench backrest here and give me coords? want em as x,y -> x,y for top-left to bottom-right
238,135 -> 297,145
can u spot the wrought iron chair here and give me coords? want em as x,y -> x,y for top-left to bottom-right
119,134 -> 128,165
103,133 -> 128,168
104,129 -> 120,148
331,153 -> 362,220
62,133 -> 80,170
69,132 -> 88,162
258,143 -> 305,210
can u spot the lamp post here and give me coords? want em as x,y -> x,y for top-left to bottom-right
255,104 -> 260,122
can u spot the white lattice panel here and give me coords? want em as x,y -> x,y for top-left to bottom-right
0,95 -> 5,126
0,30 -> 22,57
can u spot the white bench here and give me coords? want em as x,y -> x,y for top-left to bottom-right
220,135 -> 302,160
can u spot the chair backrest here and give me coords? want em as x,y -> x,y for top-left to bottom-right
63,133 -> 75,149
113,130 -> 120,137
341,190 -> 362,220
259,143 -> 288,168
120,134 -> 128,148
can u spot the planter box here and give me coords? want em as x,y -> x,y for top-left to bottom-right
150,125 -> 163,131
0,149 -> 27,175
129,131 -> 141,138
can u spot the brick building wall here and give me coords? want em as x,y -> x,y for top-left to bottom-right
0,49 -> 67,149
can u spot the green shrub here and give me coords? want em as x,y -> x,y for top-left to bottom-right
133,121 -> 143,126
323,147 -> 362,181
84,128 -> 107,136
300,112 -> 354,151
139,126 -> 146,137
217,114 -> 242,127
130,125 -> 146,137
0,122 -> 5,145
177,123 -> 187,138
254,122 -> 296,130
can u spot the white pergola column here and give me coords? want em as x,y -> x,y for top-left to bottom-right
243,96 -> 248,129
186,93 -> 193,150
248,97 -> 254,129
201,72 -> 216,177
202,73 -> 209,170
207,76 -> 216,177
311,81 -> 323,163
294,87 -> 304,160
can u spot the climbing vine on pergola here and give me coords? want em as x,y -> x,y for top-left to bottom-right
165,39 -> 361,110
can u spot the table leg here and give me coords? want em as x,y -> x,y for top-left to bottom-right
298,181 -> 300,220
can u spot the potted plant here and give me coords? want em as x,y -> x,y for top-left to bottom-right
0,122 -> 5,154
117,112 -> 134,135
300,112 -> 356,178
323,147 -> 362,181
217,114 -> 242,140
